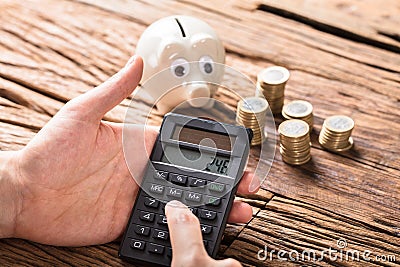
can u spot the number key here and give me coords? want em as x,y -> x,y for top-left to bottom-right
153,229 -> 169,240
130,239 -> 145,250
139,211 -> 155,222
134,225 -> 150,236
157,214 -> 168,225
144,197 -> 159,208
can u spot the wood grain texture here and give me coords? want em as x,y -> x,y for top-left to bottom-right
0,0 -> 399,266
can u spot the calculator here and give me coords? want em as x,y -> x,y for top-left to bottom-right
119,113 -> 252,266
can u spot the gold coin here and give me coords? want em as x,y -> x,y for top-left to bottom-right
238,97 -> 268,114
324,115 -> 354,133
278,120 -> 309,139
282,100 -> 313,118
257,66 -> 290,86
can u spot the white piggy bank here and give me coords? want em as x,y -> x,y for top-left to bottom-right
136,15 -> 226,114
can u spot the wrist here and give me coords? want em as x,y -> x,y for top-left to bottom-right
0,151 -> 22,238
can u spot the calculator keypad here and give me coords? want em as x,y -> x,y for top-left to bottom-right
123,167 -> 232,266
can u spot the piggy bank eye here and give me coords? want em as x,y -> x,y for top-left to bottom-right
171,58 -> 190,78
199,56 -> 214,75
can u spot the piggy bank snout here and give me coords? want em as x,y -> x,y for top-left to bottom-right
186,84 -> 210,107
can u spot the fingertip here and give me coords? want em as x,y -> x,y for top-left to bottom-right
228,201 -> 253,223
165,200 -> 187,215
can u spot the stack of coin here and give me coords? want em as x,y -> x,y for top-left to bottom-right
319,115 -> 354,152
236,96 -> 268,146
256,66 -> 290,114
278,119 -> 311,165
282,100 -> 314,131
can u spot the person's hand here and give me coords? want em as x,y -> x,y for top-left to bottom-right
1,55 -> 258,247
165,200 -> 242,267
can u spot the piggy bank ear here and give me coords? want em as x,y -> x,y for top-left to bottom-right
190,33 -> 222,60
157,39 -> 185,64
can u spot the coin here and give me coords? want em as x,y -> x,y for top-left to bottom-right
282,100 -> 313,131
278,120 -> 309,139
324,115 -> 354,132
319,115 -> 355,152
236,96 -> 268,146
256,66 -> 290,115
278,119 -> 311,165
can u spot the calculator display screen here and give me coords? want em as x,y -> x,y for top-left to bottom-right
172,126 -> 234,151
161,146 -> 230,175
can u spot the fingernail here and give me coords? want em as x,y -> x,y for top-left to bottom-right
125,55 -> 137,67
249,181 -> 261,193
166,200 -> 185,209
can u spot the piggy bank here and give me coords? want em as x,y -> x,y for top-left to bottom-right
136,15 -> 226,114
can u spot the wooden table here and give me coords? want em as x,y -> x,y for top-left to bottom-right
1,1 -> 399,266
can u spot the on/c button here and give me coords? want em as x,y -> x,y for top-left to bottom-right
209,182 -> 225,192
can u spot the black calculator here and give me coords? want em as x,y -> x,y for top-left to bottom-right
119,113 -> 252,266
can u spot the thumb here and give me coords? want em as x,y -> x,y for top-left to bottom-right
165,200 -> 208,262
61,55 -> 143,122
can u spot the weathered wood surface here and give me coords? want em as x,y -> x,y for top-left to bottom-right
0,0 -> 399,266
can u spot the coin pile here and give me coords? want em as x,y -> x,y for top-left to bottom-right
278,119 -> 311,165
282,100 -> 314,131
256,66 -> 290,114
236,96 -> 268,146
319,115 -> 354,152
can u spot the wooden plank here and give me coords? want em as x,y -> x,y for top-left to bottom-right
250,0 -> 400,52
224,196 -> 400,266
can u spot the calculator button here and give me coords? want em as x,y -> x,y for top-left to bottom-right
144,197 -> 159,208
153,229 -> 169,240
189,207 -> 198,215
208,182 -> 225,193
185,192 -> 202,202
200,224 -> 212,235
139,211 -> 155,222
205,196 -> 221,206
130,239 -> 145,250
149,184 -> 165,194
199,209 -> 217,220
134,225 -> 150,236
157,215 -> 168,225
170,173 -> 187,185
154,170 -> 168,180
148,243 -> 164,254
203,240 -> 208,248
189,177 -> 206,187
166,187 -> 183,198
